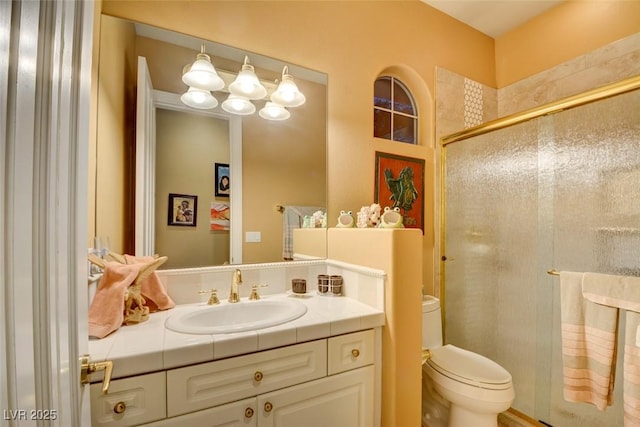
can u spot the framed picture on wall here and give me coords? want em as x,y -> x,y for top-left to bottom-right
168,193 -> 198,226
374,151 -> 425,232
215,163 -> 230,197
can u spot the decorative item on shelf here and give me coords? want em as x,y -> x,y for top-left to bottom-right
336,210 -> 355,228
180,48 -> 306,121
356,203 -> 382,228
317,274 -> 329,294
291,278 -> 307,294
329,275 -> 343,296
379,206 -> 405,228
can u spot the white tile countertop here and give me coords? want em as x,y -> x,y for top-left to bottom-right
88,293 -> 385,381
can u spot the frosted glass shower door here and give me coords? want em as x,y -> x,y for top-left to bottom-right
443,88 -> 640,426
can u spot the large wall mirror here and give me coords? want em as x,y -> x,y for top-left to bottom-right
93,15 -> 327,269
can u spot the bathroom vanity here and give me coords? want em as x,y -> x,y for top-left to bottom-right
88,293 -> 384,427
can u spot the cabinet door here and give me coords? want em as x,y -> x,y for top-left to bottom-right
90,371 -> 166,427
257,366 -> 374,427
139,398 -> 256,427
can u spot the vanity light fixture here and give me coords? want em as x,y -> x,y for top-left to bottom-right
180,48 -> 306,121
182,45 -> 225,91
180,86 -> 219,110
228,56 -> 267,100
258,101 -> 290,121
221,94 -> 256,115
270,66 -> 306,107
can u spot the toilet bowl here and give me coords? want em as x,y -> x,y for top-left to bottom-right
422,296 -> 514,427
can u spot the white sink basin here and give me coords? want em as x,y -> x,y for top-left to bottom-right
165,298 -> 308,335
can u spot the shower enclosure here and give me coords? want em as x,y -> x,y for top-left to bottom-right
441,76 -> 640,426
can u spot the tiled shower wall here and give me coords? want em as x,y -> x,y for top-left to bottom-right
436,32 -> 640,138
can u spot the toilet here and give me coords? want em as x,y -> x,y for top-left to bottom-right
422,295 -> 515,427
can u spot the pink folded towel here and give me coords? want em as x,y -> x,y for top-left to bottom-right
88,256 -> 175,339
124,255 -> 175,312
560,271 -> 618,411
88,262 -> 146,339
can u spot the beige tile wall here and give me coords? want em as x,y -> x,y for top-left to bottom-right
436,32 -> 640,139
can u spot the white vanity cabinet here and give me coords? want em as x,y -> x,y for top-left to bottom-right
92,329 -> 377,427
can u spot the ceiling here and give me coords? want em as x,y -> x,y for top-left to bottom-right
421,0 -> 565,38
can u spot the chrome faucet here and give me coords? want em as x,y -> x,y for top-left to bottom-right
229,269 -> 242,303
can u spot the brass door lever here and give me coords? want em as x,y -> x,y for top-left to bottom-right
80,355 -> 113,394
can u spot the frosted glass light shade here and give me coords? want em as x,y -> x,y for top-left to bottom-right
221,94 -> 256,115
182,53 -> 225,91
181,87 -> 218,110
271,67 -> 306,107
228,56 -> 267,100
259,102 -> 290,121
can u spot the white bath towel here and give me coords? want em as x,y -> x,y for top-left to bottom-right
560,271 -> 618,411
582,272 -> 640,426
282,206 -> 323,260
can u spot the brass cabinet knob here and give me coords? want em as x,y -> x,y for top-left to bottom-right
254,371 -> 264,382
244,407 -> 254,418
264,401 -> 273,413
351,349 -> 360,358
113,401 -> 126,414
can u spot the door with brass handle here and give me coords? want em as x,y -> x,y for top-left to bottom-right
80,355 -> 114,394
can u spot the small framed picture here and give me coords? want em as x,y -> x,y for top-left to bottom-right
215,163 -> 230,197
168,193 -> 197,226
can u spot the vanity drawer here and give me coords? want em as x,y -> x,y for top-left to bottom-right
328,329 -> 374,375
166,339 -> 327,417
90,371 -> 166,427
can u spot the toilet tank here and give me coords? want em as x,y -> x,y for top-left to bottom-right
422,295 -> 443,349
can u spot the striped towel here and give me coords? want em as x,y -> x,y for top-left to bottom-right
282,206 -> 323,260
560,271 -> 618,411
582,273 -> 640,426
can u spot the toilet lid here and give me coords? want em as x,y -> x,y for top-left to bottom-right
427,344 -> 512,390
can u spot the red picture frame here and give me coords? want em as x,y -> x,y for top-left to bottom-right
374,152 -> 425,232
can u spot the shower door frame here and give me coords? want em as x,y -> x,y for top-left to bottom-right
438,73 -> 640,423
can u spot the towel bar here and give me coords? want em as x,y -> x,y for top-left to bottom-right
547,269 -> 560,276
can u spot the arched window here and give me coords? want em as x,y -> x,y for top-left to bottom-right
373,76 -> 418,144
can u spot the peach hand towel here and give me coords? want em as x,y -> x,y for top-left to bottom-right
88,261 -> 145,338
582,272 -> 640,426
124,254 -> 175,311
560,271 -> 618,411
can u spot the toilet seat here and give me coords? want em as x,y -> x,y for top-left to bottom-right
426,344 -> 512,390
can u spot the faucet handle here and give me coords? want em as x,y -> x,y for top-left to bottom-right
249,284 -> 269,301
199,289 -> 220,305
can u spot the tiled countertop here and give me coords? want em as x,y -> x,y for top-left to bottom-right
88,293 -> 385,381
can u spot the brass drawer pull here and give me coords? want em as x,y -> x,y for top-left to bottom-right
113,401 -> 126,414
264,401 -> 273,413
254,371 -> 264,382
352,349 -> 360,358
245,407 -> 254,418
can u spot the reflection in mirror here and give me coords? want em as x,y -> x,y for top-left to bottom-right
93,15 -> 327,269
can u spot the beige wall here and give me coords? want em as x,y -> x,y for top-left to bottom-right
155,110 -> 230,268
496,0 -> 640,87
